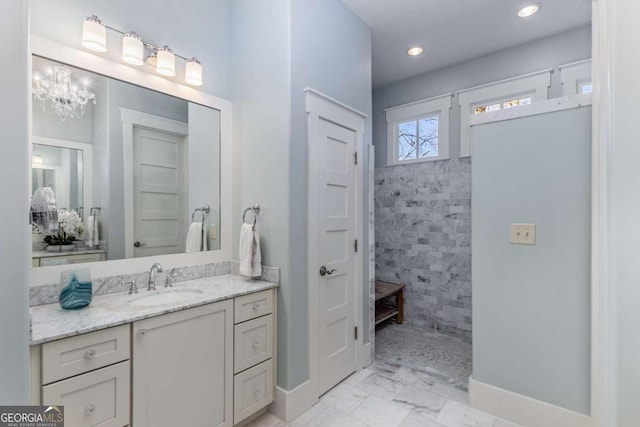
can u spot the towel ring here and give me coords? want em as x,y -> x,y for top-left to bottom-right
242,204 -> 260,230
191,205 -> 211,222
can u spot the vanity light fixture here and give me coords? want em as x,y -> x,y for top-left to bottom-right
79,15 -> 204,86
156,46 -> 176,77
185,58 -> 203,86
517,3 -> 541,18
122,32 -> 144,66
407,47 -> 424,56
81,15 -> 107,52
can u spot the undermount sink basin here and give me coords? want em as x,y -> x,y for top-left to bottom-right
128,288 -> 205,307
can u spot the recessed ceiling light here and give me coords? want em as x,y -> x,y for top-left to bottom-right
517,4 -> 541,18
407,47 -> 423,56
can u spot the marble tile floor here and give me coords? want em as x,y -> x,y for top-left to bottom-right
248,322 -> 521,427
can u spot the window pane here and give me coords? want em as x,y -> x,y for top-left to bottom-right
398,120 -> 417,160
474,106 -> 487,114
418,116 -> 438,158
486,103 -> 501,112
580,83 -> 592,94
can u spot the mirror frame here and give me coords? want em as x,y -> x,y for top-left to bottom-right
30,36 -> 232,286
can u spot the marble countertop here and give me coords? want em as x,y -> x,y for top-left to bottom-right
30,274 -> 278,345
32,248 -> 106,258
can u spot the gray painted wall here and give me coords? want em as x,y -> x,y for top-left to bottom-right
232,0 -> 372,390
32,103 -> 93,143
472,107 -> 591,414
0,0 -> 30,403
373,25 -> 592,166
288,0 -> 373,387
231,0 -> 293,389
30,0 -> 232,99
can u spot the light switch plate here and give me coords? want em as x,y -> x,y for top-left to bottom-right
209,224 -> 216,239
510,223 -> 536,245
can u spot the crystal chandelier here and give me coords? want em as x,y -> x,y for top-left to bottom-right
32,66 -> 96,121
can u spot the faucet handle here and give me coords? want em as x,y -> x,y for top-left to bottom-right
124,279 -> 138,295
165,269 -> 179,287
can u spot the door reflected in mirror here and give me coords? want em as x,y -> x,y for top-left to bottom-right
31,56 -> 221,268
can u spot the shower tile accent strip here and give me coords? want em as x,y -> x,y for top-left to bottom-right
375,158 -> 472,340
30,261 -> 281,306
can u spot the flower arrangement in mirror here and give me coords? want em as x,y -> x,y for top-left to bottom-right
45,209 -> 84,250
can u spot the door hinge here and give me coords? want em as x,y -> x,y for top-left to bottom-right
354,152 -> 358,165
354,239 -> 358,252
354,326 -> 358,340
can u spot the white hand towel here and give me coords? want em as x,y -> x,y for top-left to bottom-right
239,223 -> 262,278
92,215 -> 100,247
86,215 -> 95,247
186,222 -> 207,252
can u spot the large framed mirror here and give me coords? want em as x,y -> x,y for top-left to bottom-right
30,36 -> 232,286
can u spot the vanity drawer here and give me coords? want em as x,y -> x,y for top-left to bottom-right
234,290 -> 273,324
42,325 -> 130,385
42,361 -> 130,427
234,314 -> 273,373
233,359 -> 273,424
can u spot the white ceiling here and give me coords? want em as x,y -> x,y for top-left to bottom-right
342,0 -> 592,88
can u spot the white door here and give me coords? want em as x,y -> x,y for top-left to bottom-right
314,117 -> 358,396
133,127 -> 186,257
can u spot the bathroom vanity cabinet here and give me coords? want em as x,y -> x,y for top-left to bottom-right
133,300 -> 233,427
30,287 -> 276,427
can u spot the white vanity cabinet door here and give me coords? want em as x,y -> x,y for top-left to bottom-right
133,300 -> 233,427
42,361 -> 130,427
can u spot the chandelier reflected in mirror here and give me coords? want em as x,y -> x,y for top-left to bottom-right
32,66 -> 96,121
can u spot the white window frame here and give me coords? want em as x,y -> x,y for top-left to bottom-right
559,58 -> 592,96
385,93 -> 452,165
458,70 -> 551,157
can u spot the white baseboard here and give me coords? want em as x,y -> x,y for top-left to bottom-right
270,380 -> 316,423
469,376 -> 593,427
359,342 -> 372,368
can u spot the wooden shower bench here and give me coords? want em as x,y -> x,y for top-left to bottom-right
375,280 -> 405,325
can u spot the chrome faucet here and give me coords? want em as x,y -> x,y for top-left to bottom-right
148,263 -> 163,291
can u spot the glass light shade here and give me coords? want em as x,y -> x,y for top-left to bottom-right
122,33 -> 144,66
156,46 -> 176,77
81,16 -> 107,52
185,58 -> 203,86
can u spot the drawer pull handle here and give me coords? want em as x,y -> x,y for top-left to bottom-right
137,329 -> 146,338
84,349 -> 97,360
85,403 -> 96,416
253,302 -> 260,311
252,340 -> 260,348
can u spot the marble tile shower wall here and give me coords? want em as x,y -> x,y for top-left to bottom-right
375,158 -> 472,340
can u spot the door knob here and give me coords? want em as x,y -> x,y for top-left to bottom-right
319,266 -> 337,277
134,241 -> 146,247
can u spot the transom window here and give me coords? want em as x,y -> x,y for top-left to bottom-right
386,94 -> 452,165
473,96 -> 532,114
